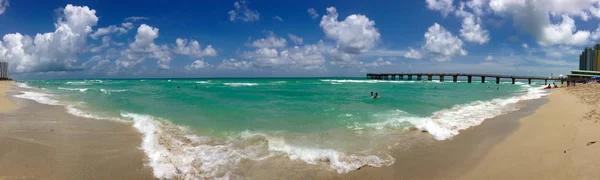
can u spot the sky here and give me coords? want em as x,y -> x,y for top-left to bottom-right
1,0 -> 600,79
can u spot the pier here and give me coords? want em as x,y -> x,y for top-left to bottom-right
366,73 -> 565,85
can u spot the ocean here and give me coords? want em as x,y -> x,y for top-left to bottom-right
14,78 -> 549,179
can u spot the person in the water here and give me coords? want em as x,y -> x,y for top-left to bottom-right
371,91 -> 374,96
373,93 -> 379,99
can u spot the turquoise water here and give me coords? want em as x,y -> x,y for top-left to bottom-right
16,78 -> 548,179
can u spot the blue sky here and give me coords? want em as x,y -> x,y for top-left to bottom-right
1,0 -> 599,79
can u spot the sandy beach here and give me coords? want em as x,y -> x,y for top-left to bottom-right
0,82 -> 18,113
0,82 -> 154,179
459,85 -> 600,180
2,81 -> 600,180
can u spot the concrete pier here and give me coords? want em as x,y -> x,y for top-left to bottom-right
366,73 -> 564,85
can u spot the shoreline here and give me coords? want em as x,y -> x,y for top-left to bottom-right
3,80 -> 599,179
0,83 -> 155,179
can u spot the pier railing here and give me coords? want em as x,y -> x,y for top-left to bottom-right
366,73 -> 566,85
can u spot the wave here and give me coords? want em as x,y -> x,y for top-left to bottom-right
122,112 -> 394,179
224,83 -> 258,87
362,85 -> 548,140
196,81 -> 211,84
13,91 -> 62,105
15,83 -> 34,89
268,81 -> 287,84
65,81 -> 88,85
58,87 -> 88,92
100,89 -> 127,94
65,104 -> 124,122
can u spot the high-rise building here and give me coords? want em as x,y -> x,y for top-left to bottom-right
578,43 -> 600,72
0,61 -> 8,79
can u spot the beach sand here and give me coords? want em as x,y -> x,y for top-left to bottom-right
459,85 -> 600,180
0,83 -> 154,179
0,81 -> 18,113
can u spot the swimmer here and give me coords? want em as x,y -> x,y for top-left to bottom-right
371,91 -> 374,96
373,93 -> 379,99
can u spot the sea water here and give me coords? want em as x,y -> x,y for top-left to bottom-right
14,78 -> 549,179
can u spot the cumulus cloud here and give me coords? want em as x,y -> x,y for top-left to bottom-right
124,16 -> 148,21
217,58 -> 254,70
0,4 -> 98,73
485,55 -> 493,61
90,23 -> 133,39
522,43 -> 529,49
185,59 -> 212,71
364,57 -> 392,67
228,0 -> 260,22
173,38 -> 217,57
404,47 -> 423,59
320,7 -> 381,55
273,16 -> 283,22
307,8 -> 319,19
455,3 -> 490,44
288,34 -> 303,45
243,44 -> 326,70
0,0 -> 8,15
426,0 -> 454,17
423,23 -> 467,61
488,0 -> 596,46
116,24 -> 172,69
251,33 -> 287,48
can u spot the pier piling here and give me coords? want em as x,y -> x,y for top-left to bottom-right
428,75 -> 432,81
453,75 -> 458,82
468,76 -> 472,83
512,78 -> 515,84
417,75 -> 422,81
496,77 -> 500,84
440,75 -> 444,82
408,75 -> 413,81
482,76 -> 485,83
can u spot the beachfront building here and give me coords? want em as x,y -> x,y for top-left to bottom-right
0,61 -> 8,80
578,43 -> 600,71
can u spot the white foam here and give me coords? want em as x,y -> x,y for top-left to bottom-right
13,91 -> 62,105
65,104 -> 124,122
58,87 -> 88,92
261,134 -> 395,173
364,85 -> 549,140
65,81 -> 87,85
100,89 -> 127,94
223,83 -> 258,87
196,81 -> 211,84
15,83 -> 34,89
124,113 -> 251,179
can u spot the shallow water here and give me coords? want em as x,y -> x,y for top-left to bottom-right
15,78 -> 550,179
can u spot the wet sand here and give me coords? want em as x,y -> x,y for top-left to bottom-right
0,83 -> 154,179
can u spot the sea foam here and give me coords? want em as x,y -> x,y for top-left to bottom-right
58,87 -> 88,92
14,91 -> 62,105
223,83 -> 258,87
364,85 -> 548,140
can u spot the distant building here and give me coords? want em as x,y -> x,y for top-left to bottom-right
579,44 -> 600,71
0,61 -> 8,79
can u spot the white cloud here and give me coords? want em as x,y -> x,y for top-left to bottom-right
251,33 -> 287,48
307,8 -> 319,19
273,16 -> 283,22
174,38 -> 217,57
185,60 -> 212,71
538,15 -> 590,46
426,0 -> 454,17
124,16 -> 148,21
364,57 -> 392,67
404,47 -> 423,59
117,24 -> 172,69
244,44 -> 326,70
320,7 -> 380,54
90,23 -> 132,39
217,58 -> 254,70
485,55 -> 493,61
522,43 -> 529,49
0,4 -> 98,73
0,0 -> 9,15
288,34 -> 303,45
228,0 -> 260,22
423,23 -> 468,62
456,3 -> 490,44
488,0 -> 596,46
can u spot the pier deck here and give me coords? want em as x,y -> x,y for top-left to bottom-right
366,73 -> 565,85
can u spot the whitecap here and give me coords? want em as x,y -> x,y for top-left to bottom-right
223,83 -> 258,87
